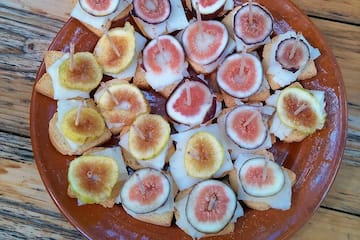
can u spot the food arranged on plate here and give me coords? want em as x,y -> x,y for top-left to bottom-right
35,0 -> 327,238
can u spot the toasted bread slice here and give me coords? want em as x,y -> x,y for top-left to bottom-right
71,0 -> 132,36
49,100 -> 112,155
229,167 -> 296,211
35,73 -> 54,98
44,51 -> 64,69
174,187 -> 236,238
262,35 -> 318,90
36,51 -> 64,98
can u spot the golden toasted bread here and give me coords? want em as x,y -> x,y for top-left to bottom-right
48,100 -> 112,155
262,35 -> 318,90
35,73 -> 54,98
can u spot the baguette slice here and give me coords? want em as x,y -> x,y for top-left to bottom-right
174,187 -> 238,238
49,100 -> 112,155
71,0 -> 132,36
262,33 -> 319,90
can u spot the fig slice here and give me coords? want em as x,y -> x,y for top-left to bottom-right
225,105 -> 267,149
186,179 -> 237,233
143,35 -> 187,91
184,131 -> 224,179
217,52 -> 263,99
133,0 -> 171,24
128,114 -> 171,160
233,3 -> 273,45
276,86 -> 326,134
79,0 -> 120,16
182,20 -> 228,65
275,36 -> 310,73
94,22 -> 136,74
68,155 -> 119,204
58,52 -> 103,92
166,79 -> 214,126
239,157 -> 285,197
60,107 -> 106,143
120,168 -> 171,214
191,0 -> 226,15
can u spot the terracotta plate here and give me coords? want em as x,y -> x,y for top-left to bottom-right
30,0 -> 347,239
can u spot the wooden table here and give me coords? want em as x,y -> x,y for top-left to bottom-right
0,0 -> 359,239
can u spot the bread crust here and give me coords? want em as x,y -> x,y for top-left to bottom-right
48,100 -> 112,155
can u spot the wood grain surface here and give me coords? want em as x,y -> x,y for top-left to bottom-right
0,0 -> 359,239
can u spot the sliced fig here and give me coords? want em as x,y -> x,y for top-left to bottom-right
79,0 -> 120,16
58,52 -> 102,92
120,168 -> 171,214
94,22 -> 136,74
143,35 -> 185,74
184,131 -> 224,178
128,114 -> 171,160
233,3 -> 273,45
182,20 -> 228,65
239,157 -> 285,197
166,79 -> 214,126
61,107 -> 105,143
225,105 -> 267,149
275,37 -> 310,72
217,53 -> 263,99
191,0 -> 226,15
276,86 -> 326,134
143,35 -> 187,90
133,0 -> 171,24
68,155 -> 119,204
186,179 -> 237,233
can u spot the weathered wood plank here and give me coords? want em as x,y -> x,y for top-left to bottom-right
0,132 -> 33,163
309,17 -> 360,107
292,207 -> 360,240
321,160 -> 360,215
295,0 -> 360,25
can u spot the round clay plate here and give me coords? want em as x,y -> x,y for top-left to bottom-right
30,0 -> 347,239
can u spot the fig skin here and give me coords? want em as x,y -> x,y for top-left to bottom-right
120,168 -> 171,214
128,114 -> 171,160
58,52 -> 103,92
233,3 -> 273,45
225,106 -> 268,150
132,0 -> 171,24
185,179 -> 237,234
79,0 -> 120,17
184,131 -> 225,179
165,76 -> 216,126
275,37 -> 310,73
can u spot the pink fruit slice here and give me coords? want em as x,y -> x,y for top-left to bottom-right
166,79 -> 214,126
182,20 -> 228,65
143,35 -> 185,74
186,179 -> 237,233
233,3 -> 273,45
239,157 -> 285,197
275,37 -> 310,72
191,0 -> 226,15
217,53 -> 263,98
133,0 -> 171,24
120,168 -> 170,214
225,105 -> 267,149
79,0 -> 119,16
